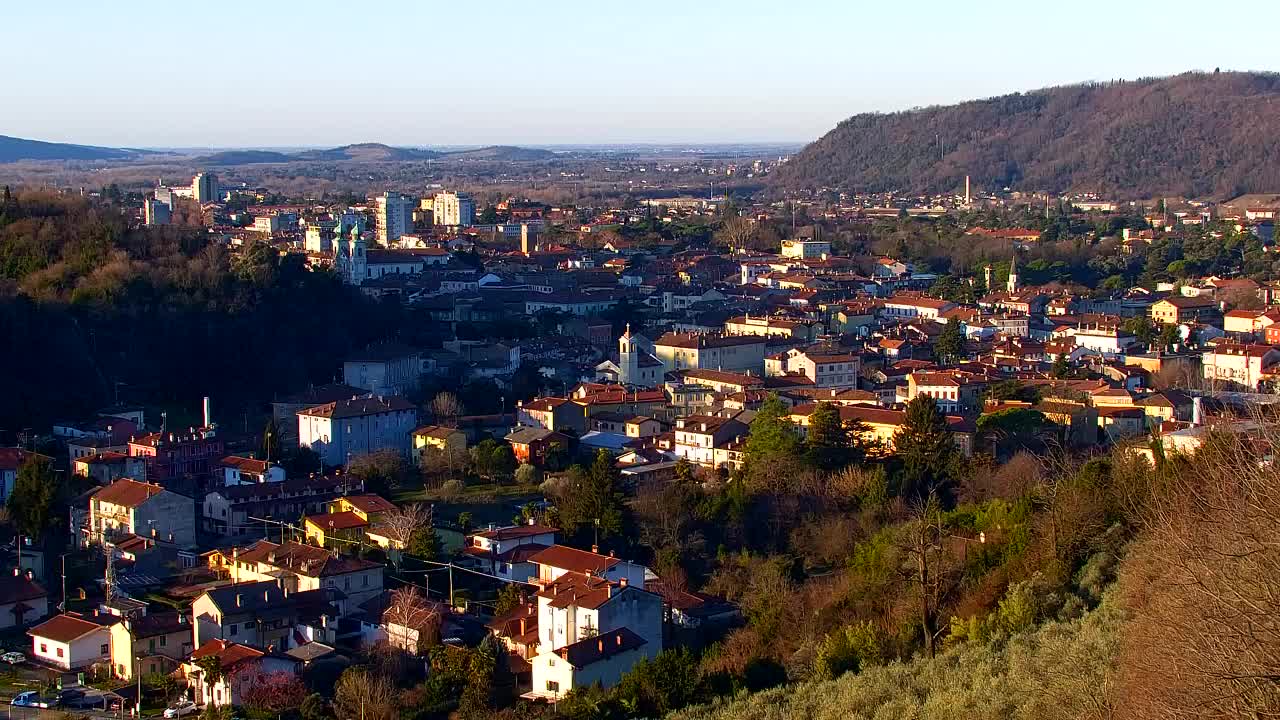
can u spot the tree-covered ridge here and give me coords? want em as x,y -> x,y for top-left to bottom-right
0,189 -> 404,430
771,71 -> 1280,198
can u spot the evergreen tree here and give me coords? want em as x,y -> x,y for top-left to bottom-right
805,402 -> 861,470
893,395 -> 959,501
935,317 -> 965,365
557,450 -> 626,540
1051,353 -> 1070,379
744,394 -> 800,462
8,455 -> 59,538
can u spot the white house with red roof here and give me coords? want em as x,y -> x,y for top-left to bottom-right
460,523 -> 558,582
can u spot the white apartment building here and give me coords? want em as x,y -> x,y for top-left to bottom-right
780,239 -> 831,259
433,191 -> 476,227
376,192 -> 415,244
785,350 -> 861,388
144,199 -> 171,226
1201,344 -> 1280,391
297,395 -> 417,466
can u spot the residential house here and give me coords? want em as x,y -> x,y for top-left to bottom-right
271,384 -> 368,443
202,474 -> 364,538
297,395 -> 417,467
304,494 -> 396,548
672,415 -> 749,468
109,611 -> 193,680
183,640 -> 302,709
190,581 -> 340,651
724,315 -> 823,342
28,612 -> 117,670
785,350 -> 862,389
1202,344 -> 1280,391
128,428 -> 224,483
906,371 -> 990,416
218,456 -> 285,486
411,425 -> 467,458
504,428 -> 571,466
343,344 -> 424,397
0,569 -> 48,630
882,295 -> 955,320
73,451 -> 146,485
652,333 -> 767,375
218,540 -> 384,612
87,479 -> 196,549
1150,296 -> 1219,325
788,404 -> 976,457
516,398 -> 584,435
460,524 -> 558,582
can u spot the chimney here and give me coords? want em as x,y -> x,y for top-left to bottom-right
203,397 -> 212,428
620,578 -> 628,587
519,618 -> 527,636
616,633 -> 622,646
592,545 -> 599,554
597,638 -> 603,652
235,594 -> 243,608
1193,396 -> 1204,426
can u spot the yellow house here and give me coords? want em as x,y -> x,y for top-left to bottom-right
108,611 -> 193,680
412,425 -> 467,454
304,494 -> 397,547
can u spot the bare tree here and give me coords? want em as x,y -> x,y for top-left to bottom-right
382,586 -> 441,655
430,392 -> 463,427
377,502 -> 431,552
716,216 -> 759,252
333,668 -> 397,720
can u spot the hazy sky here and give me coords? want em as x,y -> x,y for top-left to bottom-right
5,0 -> 1278,148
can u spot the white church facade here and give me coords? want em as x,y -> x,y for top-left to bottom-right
595,326 -> 663,386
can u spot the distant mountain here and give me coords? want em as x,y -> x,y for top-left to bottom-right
197,150 -> 293,164
295,143 -> 443,162
0,134 -> 136,163
771,71 -> 1280,199
444,145 -> 557,161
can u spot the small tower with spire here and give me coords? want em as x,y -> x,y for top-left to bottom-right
1007,253 -> 1020,293
618,324 -> 638,385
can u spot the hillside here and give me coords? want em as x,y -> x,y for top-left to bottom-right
0,134 -> 136,163
197,149 -> 293,164
445,145 -> 557,161
772,71 -> 1280,198
295,143 -> 443,162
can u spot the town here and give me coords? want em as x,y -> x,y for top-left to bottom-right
1,160 -> 1278,719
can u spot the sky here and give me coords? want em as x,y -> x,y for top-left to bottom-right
5,0 -> 1279,148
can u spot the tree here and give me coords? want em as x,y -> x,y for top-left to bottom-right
554,450 -> 626,541
805,402 -> 860,470
383,586 -> 441,654
814,621 -> 884,680
347,449 -> 414,497
743,394 -> 801,486
333,668 -> 397,720
429,392 -> 462,427
1051,353 -> 1071,379
613,648 -> 704,717
514,462 -> 541,485
8,455 -> 58,538
493,584 -> 523,616
1157,322 -> 1181,352
935,317 -> 966,365
894,395 -> 960,501
471,439 -> 516,483
377,502 -> 431,555
261,417 -> 280,463
1123,316 -> 1158,348
408,526 -> 441,560
239,671 -> 307,715
299,693 -> 329,720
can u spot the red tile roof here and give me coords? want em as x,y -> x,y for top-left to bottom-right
29,613 -> 115,643
190,639 -> 264,670
93,479 -> 165,508
528,545 -> 620,575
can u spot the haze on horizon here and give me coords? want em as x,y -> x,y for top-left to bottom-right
5,0 -> 1278,149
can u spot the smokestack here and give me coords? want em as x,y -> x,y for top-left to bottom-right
1193,396 -> 1203,426
964,175 -> 971,205
203,397 -> 212,428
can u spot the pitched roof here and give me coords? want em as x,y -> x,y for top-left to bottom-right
29,612 -> 115,643
298,395 -> 416,419
0,573 -> 47,605
0,448 -> 52,472
93,479 -> 166,508
340,494 -> 397,514
527,545 -> 620,575
233,540 -> 381,576
219,456 -> 270,474
307,511 -> 368,530
471,524 -> 558,542
190,639 -> 264,669
557,627 -> 647,668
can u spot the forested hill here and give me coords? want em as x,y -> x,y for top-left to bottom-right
770,71 -> 1280,199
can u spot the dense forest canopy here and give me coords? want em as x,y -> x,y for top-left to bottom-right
0,189 -> 408,433
771,71 -> 1280,198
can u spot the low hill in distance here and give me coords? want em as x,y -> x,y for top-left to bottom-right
771,71 -> 1280,199
0,134 -> 138,163
197,150 -> 294,164
294,143 -> 443,162
445,145 -> 558,161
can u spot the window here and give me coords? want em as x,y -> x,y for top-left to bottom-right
149,639 -> 156,652
40,643 -> 47,654
159,636 -> 166,647
245,621 -> 257,629
229,624 -> 238,634
363,575 -> 369,587
57,647 -> 64,657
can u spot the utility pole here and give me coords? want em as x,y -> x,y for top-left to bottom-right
60,553 -> 68,612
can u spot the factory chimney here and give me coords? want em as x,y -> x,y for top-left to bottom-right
203,396 -> 212,428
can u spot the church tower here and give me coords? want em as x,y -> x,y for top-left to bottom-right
1007,253 -> 1020,293
350,228 -> 367,285
618,324 -> 639,385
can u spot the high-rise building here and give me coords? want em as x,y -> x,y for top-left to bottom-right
192,172 -> 219,203
144,198 -> 171,226
376,192 -> 415,244
432,191 -> 475,227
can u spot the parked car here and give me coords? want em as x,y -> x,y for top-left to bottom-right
0,652 -> 25,665
164,700 -> 198,718
12,691 -> 50,708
